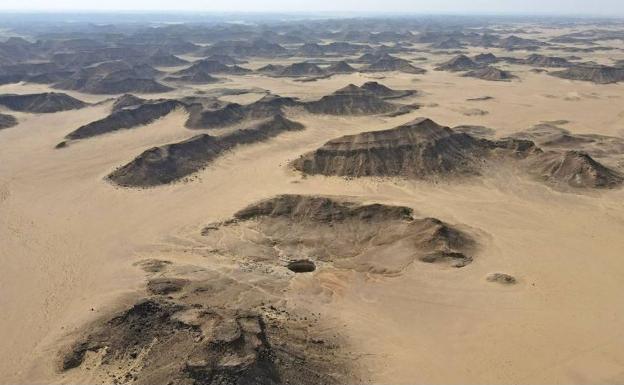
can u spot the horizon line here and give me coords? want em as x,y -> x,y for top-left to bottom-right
0,10 -> 623,18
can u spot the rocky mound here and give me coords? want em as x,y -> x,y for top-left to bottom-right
293,117 -> 537,179
174,60 -> 252,76
277,62 -> 326,77
430,38 -> 465,49
498,35 -> 547,50
164,70 -> 220,84
186,94 -> 300,129
463,66 -> 516,81
204,54 -> 243,65
108,115 -> 304,187
65,100 -> 184,140
550,65 -> 624,84
509,124 -> 624,162
0,92 -> 87,113
54,62 -> 173,94
325,61 -> 357,74
146,52 -> 189,67
523,54 -> 571,68
0,113 -> 17,129
202,39 -> 287,58
59,266 -> 351,385
435,55 -> 482,72
360,81 -> 415,99
363,54 -> 426,74
304,85 -> 411,116
529,150 -> 623,188
257,64 -> 286,75
112,94 -> 146,112
205,194 -> 478,272
474,53 -> 498,64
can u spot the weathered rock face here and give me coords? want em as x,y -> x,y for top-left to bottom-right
108,115 -> 304,187
205,194 -> 479,272
435,55 -> 482,72
292,118 -> 526,178
0,92 -> 87,113
523,54 -> 572,68
277,62 -> 326,77
174,59 -> 252,76
463,66 -> 516,81
304,85 -> 411,116
325,60 -> 357,74
474,53 -> 498,64
186,94 -> 300,129
363,54 -> 426,74
54,61 -> 173,94
529,150 -> 623,188
65,100 -> 184,140
59,291 -> 349,385
550,65 -> 624,84
359,81 -> 415,99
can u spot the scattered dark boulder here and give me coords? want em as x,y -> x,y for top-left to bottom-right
0,113 -> 18,129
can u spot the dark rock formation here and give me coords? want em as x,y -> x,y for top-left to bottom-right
529,150 -> 623,188
108,115 -> 304,187
0,92 -> 87,113
217,194 -> 479,271
65,100 -> 183,140
293,117 -> 537,179
463,66 -> 516,81
186,94 -> 299,129
363,54 -> 426,74
550,65 -> 624,84
304,85 -> 412,116
435,55 -> 482,72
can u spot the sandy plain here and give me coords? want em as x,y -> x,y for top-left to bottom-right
1,24 -> 624,384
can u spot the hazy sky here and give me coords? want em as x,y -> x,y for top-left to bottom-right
0,0 -> 623,16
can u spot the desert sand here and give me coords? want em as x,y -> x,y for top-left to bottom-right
1,17 -> 624,385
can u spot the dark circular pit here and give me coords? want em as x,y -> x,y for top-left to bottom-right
287,259 -> 316,273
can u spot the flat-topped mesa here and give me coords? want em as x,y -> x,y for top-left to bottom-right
304,84 -> 412,116
435,55 -> 482,72
293,117 -> 538,179
474,53 -> 498,64
234,194 -> 414,223
530,150 -> 623,188
463,66 -> 516,81
0,92 -> 87,113
209,194 -> 478,271
550,64 -> 624,84
54,62 -> 173,94
108,115 -> 304,187
186,94 -> 300,129
294,118 -> 486,178
65,100 -> 184,141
